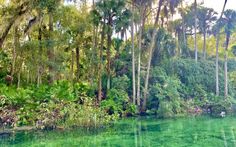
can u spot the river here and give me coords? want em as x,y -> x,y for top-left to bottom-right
1,116 -> 236,147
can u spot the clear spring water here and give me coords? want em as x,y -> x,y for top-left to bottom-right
1,116 -> 236,147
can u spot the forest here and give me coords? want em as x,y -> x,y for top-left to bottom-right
1,0 -> 236,145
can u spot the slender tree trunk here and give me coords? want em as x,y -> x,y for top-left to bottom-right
194,0 -> 198,62
224,50 -> 228,98
106,16 -> 112,91
203,31 -> 206,60
17,52 -> 24,88
47,12 -> 54,84
10,26 -> 18,85
181,2 -> 187,48
107,33 -> 111,91
135,24 -> 138,36
216,0 -> 227,96
71,49 -> 74,82
161,17 -> 164,28
137,6 -> 145,107
224,35 -> 230,98
216,33 -> 220,96
131,2 -> 136,105
177,33 -> 181,56
37,67 -> 40,86
90,0 -> 96,85
37,12 -> 42,87
183,26 -> 186,47
27,70 -> 30,84
143,0 -> 163,112
76,47 -> 80,82
98,20 -> 106,104
17,68 -> 21,88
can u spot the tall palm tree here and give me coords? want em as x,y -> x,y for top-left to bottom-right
131,1 -> 136,104
222,9 -> 236,98
197,7 -> 217,60
170,19 -> 182,55
215,0 -> 227,96
194,0 -> 197,62
136,0 -> 148,107
93,0 -> 131,102
142,0 -> 182,112
142,0 -> 164,112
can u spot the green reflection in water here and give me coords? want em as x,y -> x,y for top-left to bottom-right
1,116 -> 236,147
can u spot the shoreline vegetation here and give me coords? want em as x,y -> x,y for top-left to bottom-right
1,0 -> 236,139
1,58 -> 236,132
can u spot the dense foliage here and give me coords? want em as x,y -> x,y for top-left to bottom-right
0,0 -> 236,130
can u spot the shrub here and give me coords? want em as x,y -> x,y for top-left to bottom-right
149,68 -> 186,118
101,88 -> 135,116
112,75 -> 130,91
162,58 -> 225,96
0,82 -> 115,129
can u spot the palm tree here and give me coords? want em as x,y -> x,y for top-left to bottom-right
170,19 -> 183,55
197,7 -> 217,60
136,0 -> 148,107
96,0 -> 130,92
142,0 -> 182,112
142,0 -> 164,112
194,0 -> 197,62
131,1 -> 136,104
222,9 -> 236,98
93,0 -> 131,102
215,0 -> 227,96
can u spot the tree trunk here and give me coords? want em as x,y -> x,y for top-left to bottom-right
131,2 -> 136,105
0,1 -> 29,48
90,0 -> 97,85
17,69 -> 21,89
47,12 -> 54,84
216,0 -> 227,96
76,47 -> 80,82
224,34 -> 230,98
107,33 -> 111,91
27,70 -> 30,84
71,49 -> 74,82
142,0 -> 163,112
203,31 -> 206,60
37,12 -> 42,87
10,26 -> 18,85
0,19 -> 15,49
137,6 -> 145,107
106,16 -> 112,91
216,33 -> 220,96
224,50 -> 228,98
194,0 -> 198,62
98,20 -> 106,104
183,25 -> 187,47
181,2 -> 187,48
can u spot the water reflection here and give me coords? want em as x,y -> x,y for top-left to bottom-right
1,116 -> 236,147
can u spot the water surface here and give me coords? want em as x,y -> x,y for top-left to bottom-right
1,116 -> 236,147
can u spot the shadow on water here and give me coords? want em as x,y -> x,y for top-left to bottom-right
1,116 -> 236,147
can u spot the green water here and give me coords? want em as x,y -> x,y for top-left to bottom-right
1,116 -> 236,147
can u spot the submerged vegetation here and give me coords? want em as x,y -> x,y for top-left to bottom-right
0,0 -> 236,130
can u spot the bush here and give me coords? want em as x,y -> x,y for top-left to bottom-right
149,68 -> 186,118
162,58 -> 225,96
147,59 -> 234,118
112,75 -> 130,91
0,82 -> 115,129
101,88 -> 135,116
